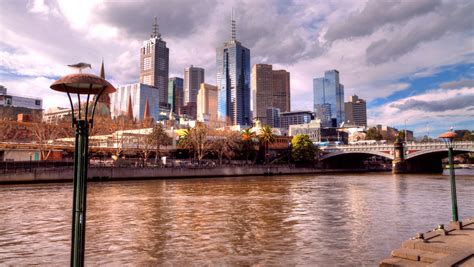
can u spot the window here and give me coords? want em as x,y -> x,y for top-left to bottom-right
35,100 -> 41,106
144,57 -> 152,70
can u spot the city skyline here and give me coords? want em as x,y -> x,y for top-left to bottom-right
0,0 -> 473,136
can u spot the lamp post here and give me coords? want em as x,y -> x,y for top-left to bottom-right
438,130 -> 458,222
50,73 -> 116,266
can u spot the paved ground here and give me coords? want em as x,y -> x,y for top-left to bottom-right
380,217 -> 474,266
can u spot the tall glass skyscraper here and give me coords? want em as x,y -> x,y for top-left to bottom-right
216,12 -> 251,126
313,70 -> 345,127
168,77 -> 183,115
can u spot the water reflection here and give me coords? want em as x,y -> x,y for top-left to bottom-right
1,172 -> 473,265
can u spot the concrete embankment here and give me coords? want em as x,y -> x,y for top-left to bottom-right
0,166 -> 373,184
380,217 -> 474,266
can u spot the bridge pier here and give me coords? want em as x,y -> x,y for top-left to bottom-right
392,141 -> 406,174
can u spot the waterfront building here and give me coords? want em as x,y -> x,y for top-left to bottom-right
216,12 -> 251,126
313,70 -> 345,127
289,119 -> 321,142
266,107 -> 280,128
345,94 -> 367,127
168,77 -> 184,115
280,110 -> 313,130
184,66 -> 205,105
251,64 -> 290,125
139,17 -> 169,108
110,83 -> 160,121
0,86 -> 42,120
43,107 -> 73,124
375,125 -> 414,142
197,83 -> 218,125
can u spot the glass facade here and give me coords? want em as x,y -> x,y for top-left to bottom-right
313,70 -> 345,127
110,83 -> 160,121
216,40 -> 251,126
168,77 -> 183,114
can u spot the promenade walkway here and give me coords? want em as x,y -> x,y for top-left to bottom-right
380,217 -> 474,266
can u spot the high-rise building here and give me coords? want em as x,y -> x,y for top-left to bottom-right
252,64 -> 290,124
197,83 -> 218,124
184,65 -> 205,105
252,64 -> 273,124
266,107 -> 280,128
216,11 -> 251,126
110,83 -> 160,121
313,70 -> 345,127
139,17 -> 169,108
280,111 -> 313,130
168,77 -> 183,115
344,94 -> 367,127
272,69 -> 290,113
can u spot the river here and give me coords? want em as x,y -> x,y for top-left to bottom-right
1,171 -> 473,265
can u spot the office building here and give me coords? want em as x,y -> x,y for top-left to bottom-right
313,70 -> 345,127
139,17 -> 169,108
289,119 -> 321,142
184,65 -> 205,105
197,83 -> 218,124
110,83 -> 160,121
0,86 -> 42,120
266,107 -> 280,128
344,94 -> 367,127
216,12 -> 251,126
280,111 -> 313,130
168,77 -> 184,115
251,64 -> 290,125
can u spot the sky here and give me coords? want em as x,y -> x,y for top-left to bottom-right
0,0 -> 473,137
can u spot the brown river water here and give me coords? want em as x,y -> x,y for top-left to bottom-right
1,171 -> 473,266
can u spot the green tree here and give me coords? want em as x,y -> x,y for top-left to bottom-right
291,134 -> 316,165
258,125 -> 275,164
366,127 -> 382,141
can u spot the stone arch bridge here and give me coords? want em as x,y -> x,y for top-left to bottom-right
319,142 -> 474,173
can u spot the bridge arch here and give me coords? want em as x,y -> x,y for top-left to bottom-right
406,148 -> 474,160
321,150 -> 394,161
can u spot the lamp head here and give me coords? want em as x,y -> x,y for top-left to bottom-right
438,131 -> 457,148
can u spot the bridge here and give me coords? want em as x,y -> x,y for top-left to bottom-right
320,141 -> 474,173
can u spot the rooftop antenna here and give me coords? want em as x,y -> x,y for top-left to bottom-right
152,16 -> 161,39
231,8 -> 236,41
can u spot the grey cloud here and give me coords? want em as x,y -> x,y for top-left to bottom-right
93,0 -> 218,39
365,2 -> 474,65
390,94 -> 474,112
441,79 -> 474,89
325,0 -> 441,42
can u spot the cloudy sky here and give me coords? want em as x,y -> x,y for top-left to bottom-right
0,0 -> 473,137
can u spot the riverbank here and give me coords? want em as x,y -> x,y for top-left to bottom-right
0,166 -> 381,184
380,217 -> 474,266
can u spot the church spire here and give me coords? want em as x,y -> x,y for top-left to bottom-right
152,16 -> 161,39
99,58 -> 105,79
127,94 -> 134,121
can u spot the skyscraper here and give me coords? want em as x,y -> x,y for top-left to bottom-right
313,70 -> 345,127
344,94 -> 367,127
168,77 -> 183,115
184,65 -> 205,104
139,17 -> 169,108
216,11 -> 251,126
197,83 -> 218,125
252,64 -> 290,125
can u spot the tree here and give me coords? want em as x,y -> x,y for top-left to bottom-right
366,127 -> 382,141
212,128 -> 241,165
137,129 -> 154,167
291,134 -> 316,166
29,121 -> 68,160
178,122 -> 212,164
150,123 -> 172,164
241,128 -> 258,163
258,125 -> 275,164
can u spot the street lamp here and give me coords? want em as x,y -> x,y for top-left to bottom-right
50,73 -> 116,266
438,130 -> 459,222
